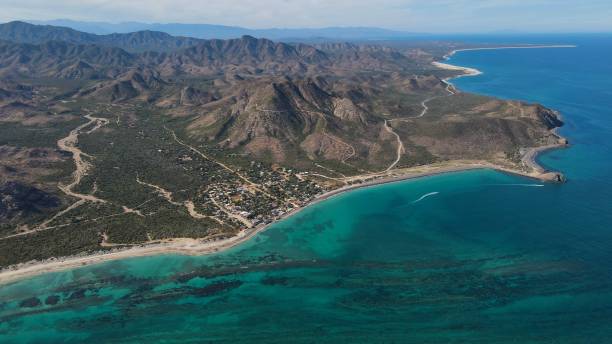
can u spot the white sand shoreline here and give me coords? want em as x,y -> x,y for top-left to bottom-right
433,61 -> 483,78
0,159 -> 567,286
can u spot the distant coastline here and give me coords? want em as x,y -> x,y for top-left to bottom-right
0,45 -> 572,286
437,44 -> 577,86
443,44 -> 577,59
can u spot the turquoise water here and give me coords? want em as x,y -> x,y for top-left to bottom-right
2,36 -> 612,343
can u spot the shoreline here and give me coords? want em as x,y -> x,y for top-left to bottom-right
0,46 -> 571,286
443,45 -> 577,59
435,44 -> 576,89
432,61 -> 483,77
0,158 -> 566,286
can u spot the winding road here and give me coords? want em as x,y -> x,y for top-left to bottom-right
381,79 -> 458,172
56,115 -> 109,204
383,120 -> 405,171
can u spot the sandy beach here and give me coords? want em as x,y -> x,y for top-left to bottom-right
432,61 -> 483,77
0,45 -> 571,286
0,154 -> 567,286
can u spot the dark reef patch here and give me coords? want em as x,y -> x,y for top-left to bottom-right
261,276 -> 290,286
19,297 -> 41,308
67,289 -> 87,301
190,280 -> 243,297
45,295 -> 60,305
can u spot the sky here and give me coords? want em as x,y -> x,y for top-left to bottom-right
0,0 -> 611,33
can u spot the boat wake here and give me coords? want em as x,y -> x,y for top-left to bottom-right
412,192 -> 440,204
488,184 -> 545,187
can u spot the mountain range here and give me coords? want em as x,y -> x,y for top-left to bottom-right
29,19 -> 419,41
0,21 -> 426,77
0,21 -> 560,168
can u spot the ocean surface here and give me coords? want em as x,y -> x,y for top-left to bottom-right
2,36 -> 612,343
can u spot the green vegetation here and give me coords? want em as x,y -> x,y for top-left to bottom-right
0,119 -> 81,148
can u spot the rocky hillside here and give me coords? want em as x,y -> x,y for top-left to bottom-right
0,181 -> 60,224
0,40 -> 136,79
140,35 -> 329,76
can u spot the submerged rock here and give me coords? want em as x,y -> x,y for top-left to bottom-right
541,172 -> 567,183
19,297 -> 41,308
45,295 -> 60,305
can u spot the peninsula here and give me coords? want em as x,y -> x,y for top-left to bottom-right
0,21 -> 570,283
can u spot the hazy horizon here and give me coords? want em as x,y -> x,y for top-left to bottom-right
1,0 -> 611,34
17,19 -> 612,36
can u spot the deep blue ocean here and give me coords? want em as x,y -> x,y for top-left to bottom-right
1,35 -> 612,343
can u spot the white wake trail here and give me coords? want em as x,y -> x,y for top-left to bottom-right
412,192 -> 440,204
488,184 -> 545,187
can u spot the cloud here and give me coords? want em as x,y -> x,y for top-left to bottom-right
0,0 -> 610,32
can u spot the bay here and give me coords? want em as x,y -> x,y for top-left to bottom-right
2,35 -> 612,343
